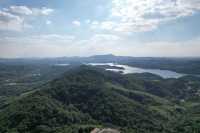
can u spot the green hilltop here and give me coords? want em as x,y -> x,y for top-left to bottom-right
0,66 -> 200,133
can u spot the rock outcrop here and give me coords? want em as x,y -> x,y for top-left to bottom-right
91,128 -> 120,133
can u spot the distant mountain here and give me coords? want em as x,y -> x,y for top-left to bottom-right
0,54 -> 130,65
1,54 -> 200,75
0,66 -> 200,133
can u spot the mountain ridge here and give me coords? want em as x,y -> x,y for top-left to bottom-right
0,66 -> 199,133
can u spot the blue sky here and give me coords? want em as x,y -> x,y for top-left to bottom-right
0,0 -> 200,58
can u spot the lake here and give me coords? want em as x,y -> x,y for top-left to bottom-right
88,63 -> 186,79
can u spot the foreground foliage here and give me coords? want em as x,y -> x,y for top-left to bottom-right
0,66 -> 200,133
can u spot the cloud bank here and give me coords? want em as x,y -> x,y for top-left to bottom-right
0,1 -> 199,58
90,0 -> 200,33
0,34 -> 199,58
0,6 -> 54,31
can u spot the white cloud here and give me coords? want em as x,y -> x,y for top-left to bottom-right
90,21 -> 99,29
100,21 -> 116,30
37,34 -> 75,42
4,6 -> 54,16
0,33 -> 120,57
132,38 -> 200,57
0,34 -> 76,58
32,7 -> 54,16
81,36 -> 200,57
0,10 -> 24,31
0,33 -> 200,58
1,34 -> 75,45
72,20 -> 81,27
91,34 -> 121,42
91,0 -> 200,33
0,6 -> 54,31
8,6 -> 33,15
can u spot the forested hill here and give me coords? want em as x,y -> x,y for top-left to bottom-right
0,66 -> 200,133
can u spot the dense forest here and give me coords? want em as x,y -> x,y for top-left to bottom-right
0,64 -> 200,133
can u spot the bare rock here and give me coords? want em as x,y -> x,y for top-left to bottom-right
90,128 -> 120,133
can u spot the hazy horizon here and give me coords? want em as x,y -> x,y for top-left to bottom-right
0,0 -> 200,58
1,54 -> 200,59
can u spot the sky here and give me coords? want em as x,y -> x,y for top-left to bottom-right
0,0 -> 200,58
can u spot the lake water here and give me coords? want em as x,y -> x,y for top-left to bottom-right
88,63 -> 186,79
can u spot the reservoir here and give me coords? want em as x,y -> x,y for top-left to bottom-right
88,63 -> 186,79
